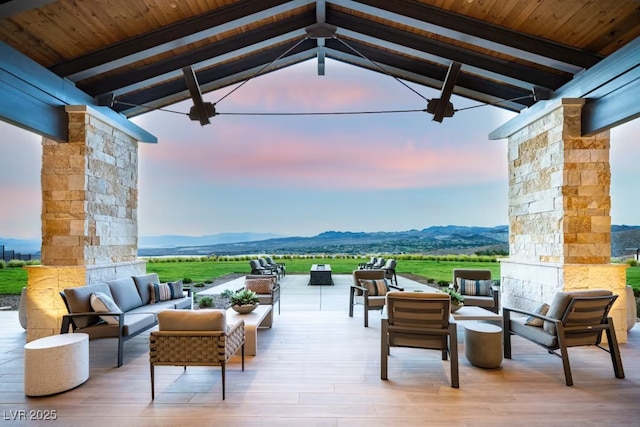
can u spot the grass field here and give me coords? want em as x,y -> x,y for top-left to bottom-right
2,257 -> 638,295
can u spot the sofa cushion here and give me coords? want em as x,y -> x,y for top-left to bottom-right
107,277 -> 144,312
63,283 -> 113,328
90,292 -> 121,325
149,283 -> 172,303
525,303 -> 550,327
133,273 -> 160,305
359,278 -> 389,296
544,290 -> 612,335
168,280 -> 184,298
456,278 -> 492,296
245,277 -> 274,294
75,313 -> 156,339
158,309 -> 226,331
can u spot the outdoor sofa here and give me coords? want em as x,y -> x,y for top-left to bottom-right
60,273 -> 192,367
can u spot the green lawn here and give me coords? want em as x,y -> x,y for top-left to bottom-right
0,267 -> 27,295
3,258 -> 637,294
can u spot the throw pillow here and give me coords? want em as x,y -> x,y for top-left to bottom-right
359,278 -> 389,296
457,278 -> 493,296
245,278 -> 274,294
149,283 -> 172,304
168,280 -> 184,299
90,291 -> 121,325
524,303 -> 550,327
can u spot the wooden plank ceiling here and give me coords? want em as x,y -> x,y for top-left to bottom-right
0,0 -> 639,120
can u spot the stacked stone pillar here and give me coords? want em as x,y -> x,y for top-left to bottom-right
25,106 -> 145,342
500,98 -> 628,342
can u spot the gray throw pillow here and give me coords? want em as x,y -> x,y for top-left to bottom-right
90,291 -> 122,325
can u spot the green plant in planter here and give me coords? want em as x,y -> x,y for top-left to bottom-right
442,287 -> 465,306
230,289 -> 259,307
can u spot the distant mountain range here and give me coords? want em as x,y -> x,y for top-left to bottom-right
138,232 -> 283,248
3,225 -> 639,258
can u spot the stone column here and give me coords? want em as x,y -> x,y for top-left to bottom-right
500,98 -> 628,342
25,106 -> 146,341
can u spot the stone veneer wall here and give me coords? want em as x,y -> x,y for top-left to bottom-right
41,106 -> 138,265
26,106 -> 146,341
500,99 -> 628,341
507,99 -> 611,265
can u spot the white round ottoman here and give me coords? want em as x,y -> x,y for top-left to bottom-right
24,333 -> 89,396
464,322 -> 503,369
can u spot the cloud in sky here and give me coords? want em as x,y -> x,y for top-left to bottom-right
0,58 -> 638,238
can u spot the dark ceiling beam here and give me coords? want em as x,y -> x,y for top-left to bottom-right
315,0 -> 327,75
115,39 -> 316,116
0,42 -> 156,143
119,51 -> 317,117
49,0 -> 313,80
490,37 -> 640,139
324,38 -> 533,111
0,0 -> 57,19
336,27 -> 533,90
339,0 -> 602,71
327,10 -> 569,90
582,76 -> 640,136
325,48 -> 527,112
79,12 -> 316,96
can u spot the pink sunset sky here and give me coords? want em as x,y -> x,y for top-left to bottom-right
0,59 -> 638,239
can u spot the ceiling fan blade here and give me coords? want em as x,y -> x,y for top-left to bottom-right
183,66 -> 213,126
432,61 -> 462,123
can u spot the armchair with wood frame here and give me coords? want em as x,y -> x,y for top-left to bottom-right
452,268 -> 500,313
349,269 -> 403,327
244,274 -> 281,314
503,289 -> 624,386
381,291 -> 459,388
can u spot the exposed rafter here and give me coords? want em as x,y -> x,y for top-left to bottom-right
1,0 -> 637,134
50,0 -> 313,81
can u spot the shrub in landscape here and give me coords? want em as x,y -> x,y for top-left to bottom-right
196,296 -> 214,308
7,260 -> 26,268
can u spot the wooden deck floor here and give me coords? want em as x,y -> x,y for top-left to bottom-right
0,274 -> 638,426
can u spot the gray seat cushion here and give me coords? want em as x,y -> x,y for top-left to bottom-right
76,313 -> 156,339
510,316 -> 558,348
462,295 -> 495,308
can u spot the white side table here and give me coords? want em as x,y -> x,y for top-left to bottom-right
24,333 -> 89,396
464,322 -> 503,369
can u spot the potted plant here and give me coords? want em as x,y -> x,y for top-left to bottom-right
442,287 -> 465,312
230,289 -> 260,314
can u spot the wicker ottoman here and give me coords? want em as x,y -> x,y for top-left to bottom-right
24,333 -> 89,396
464,322 -> 503,369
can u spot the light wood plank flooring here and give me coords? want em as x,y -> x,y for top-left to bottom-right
0,274 -> 638,426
